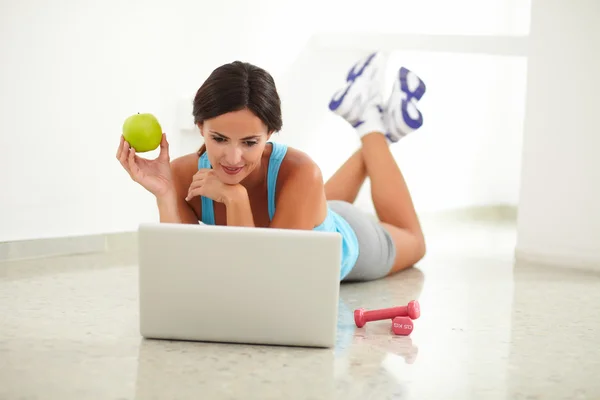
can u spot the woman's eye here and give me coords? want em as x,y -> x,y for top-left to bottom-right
211,136 -> 257,146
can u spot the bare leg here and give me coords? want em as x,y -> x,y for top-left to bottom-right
324,150 -> 367,203
360,131 -> 426,274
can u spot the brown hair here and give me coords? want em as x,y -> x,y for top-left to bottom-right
192,61 -> 283,156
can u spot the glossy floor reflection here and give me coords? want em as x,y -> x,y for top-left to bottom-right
1,217 -> 599,399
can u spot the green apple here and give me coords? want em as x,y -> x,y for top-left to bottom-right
122,112 -> 163,152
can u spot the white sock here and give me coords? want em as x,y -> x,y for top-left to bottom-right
353,105 -> 386,138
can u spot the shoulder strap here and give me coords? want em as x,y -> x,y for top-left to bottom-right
198,152 -> 215,225
266,142 -> 288,220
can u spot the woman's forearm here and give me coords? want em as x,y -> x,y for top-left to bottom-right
224,187 -> 255,227
156,192 -> 182,223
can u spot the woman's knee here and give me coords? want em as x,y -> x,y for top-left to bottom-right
382,223 -> 426,271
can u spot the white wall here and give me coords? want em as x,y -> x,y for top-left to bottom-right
516,0 -> 600,268
0,0 -> 529,242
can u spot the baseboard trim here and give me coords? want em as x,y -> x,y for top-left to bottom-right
420,204 -> 518,224
0,231 -> 137,263
514,248 -> 600,273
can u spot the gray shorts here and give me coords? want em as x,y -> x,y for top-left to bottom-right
328,200 -> 397,282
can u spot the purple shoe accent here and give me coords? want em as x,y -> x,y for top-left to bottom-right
352,120 -> 365,128
398,67 -> 427,131
328,52 -> 378,112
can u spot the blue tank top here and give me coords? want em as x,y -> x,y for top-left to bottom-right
197,142 -> 359,280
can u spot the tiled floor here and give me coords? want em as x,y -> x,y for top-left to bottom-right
1,216 -> 599,399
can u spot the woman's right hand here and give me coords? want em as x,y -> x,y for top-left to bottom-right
116,133 -> 176,199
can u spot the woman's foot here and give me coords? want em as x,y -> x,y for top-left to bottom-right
328,51 -> 388,138
383,67 -> 427,143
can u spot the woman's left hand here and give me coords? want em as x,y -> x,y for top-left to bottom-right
186,169 -> 239,204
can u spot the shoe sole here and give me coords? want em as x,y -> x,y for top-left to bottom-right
386,67 -> 427,141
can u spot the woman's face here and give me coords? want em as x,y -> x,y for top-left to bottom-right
199,108 -> 272,185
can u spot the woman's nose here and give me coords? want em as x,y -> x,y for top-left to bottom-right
224,146 -> 243,165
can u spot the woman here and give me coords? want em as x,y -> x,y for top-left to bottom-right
116,51 -> 427,282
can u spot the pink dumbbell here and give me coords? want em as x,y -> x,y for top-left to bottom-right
392,316 -> 414,336
354,300 -> 420,328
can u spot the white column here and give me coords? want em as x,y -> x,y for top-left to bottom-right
516,0 -> 600,269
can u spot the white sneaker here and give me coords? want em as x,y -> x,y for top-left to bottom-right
328,52 -> 387,137
383,66 -> 427,143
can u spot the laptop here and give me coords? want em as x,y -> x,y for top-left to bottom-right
137,222 -> 342,348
